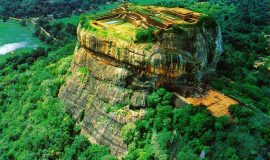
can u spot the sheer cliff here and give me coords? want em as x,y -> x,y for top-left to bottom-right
59,4 -> 222,156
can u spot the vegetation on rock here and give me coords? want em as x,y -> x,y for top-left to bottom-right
135,28 -> 156,43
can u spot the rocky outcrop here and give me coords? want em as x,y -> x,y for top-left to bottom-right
59,45 -> 146,156
59,4 -> 222,157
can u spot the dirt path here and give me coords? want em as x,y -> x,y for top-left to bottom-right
30,19 -> 57,40
9,17 -> 57,40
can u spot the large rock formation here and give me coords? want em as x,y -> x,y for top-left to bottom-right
59,4 -> 222,156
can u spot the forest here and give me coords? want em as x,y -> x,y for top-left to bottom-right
123,88 -> 269,159
0,0 -> 269,159
0,0 -> 117,20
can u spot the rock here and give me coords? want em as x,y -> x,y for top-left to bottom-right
59,4 -> 222,157
131,91 -> 147,107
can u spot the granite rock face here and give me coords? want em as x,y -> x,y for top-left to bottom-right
59,45 -> 146,156
59,4 -> 222,156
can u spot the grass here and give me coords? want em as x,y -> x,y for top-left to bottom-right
49,0 -> 177,26
70,1 -> 201,42
50,15 -> 81,25
78,66 -> 89,82
83,20 -> 138,42
161,11 -> 184,21
0,20 -> 44,52
50,2 -> 120,26
150,16 -> 165,23
111,23 -> 138,40
130,0 -> 177,5
128,5 -> 153,14
0,20 -> 47,65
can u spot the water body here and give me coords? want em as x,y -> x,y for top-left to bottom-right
105,20 -> 120,25
0,20 -> 42,55
0,42 -> 29,55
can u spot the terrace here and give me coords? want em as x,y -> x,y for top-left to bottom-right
83,4 -> 202,41
175,88 -> 239,117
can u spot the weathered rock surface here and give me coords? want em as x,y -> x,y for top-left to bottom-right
59,4 -> 222,156
59,45 -> 147,156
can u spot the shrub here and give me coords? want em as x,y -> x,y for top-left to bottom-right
198,15 -> 217,28
135,28 -> 156,43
